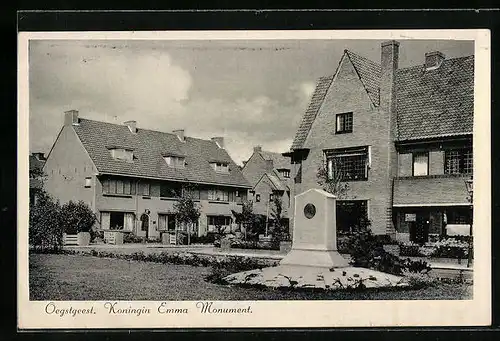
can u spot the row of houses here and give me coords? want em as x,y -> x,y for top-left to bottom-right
33,40 -> 474,243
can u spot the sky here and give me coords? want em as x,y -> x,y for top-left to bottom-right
29,39 -> 474,165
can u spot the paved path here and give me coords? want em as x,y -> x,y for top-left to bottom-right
65,243 -> 473,272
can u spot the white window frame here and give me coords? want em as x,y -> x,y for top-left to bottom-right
164,156 -> 186,168
413,152 -> 429,176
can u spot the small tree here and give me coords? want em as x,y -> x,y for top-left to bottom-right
29,164 -> 47,204
60,200 -> 98,235
173,184 -> 201,245
270,195 -> 288,247
29,191 -> 63,252
317,158 -> 350,199
232,199 -> 257,241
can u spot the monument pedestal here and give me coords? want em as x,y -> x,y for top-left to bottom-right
279,188 -> 348,268
280,248 -> 349,268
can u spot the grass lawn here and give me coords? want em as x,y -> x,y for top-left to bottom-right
29,254 -> 472,301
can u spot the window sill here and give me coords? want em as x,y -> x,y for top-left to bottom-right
396,174 -> 472,180
103,193 -> 133,198
142,196 -> 151,199
160,197 -> 179,201
208,200 -> 230,204
335,130 -> 353,135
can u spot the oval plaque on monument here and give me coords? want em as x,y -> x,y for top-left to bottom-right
304,203 -> 316,219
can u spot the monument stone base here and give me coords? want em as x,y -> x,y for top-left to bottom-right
280,248 -> 349,268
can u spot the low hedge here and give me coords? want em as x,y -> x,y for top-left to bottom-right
230,239 -> 278,251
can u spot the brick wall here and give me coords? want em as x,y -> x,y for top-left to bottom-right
297,56 -> 397,235
393,175 -> 470,205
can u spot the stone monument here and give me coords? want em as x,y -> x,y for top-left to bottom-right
280,188 -> 349,268
222,188 -> 405,290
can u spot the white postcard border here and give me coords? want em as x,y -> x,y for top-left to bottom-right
17,29 -> 491,329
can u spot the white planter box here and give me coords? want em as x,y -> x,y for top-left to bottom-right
77,232 -> 91,246
104,231 -> 124,245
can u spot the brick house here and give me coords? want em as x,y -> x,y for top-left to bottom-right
285,41 -> 473,242
241,146 -> 292,229
43,110 -> 251,239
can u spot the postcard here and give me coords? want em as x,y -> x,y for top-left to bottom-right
18,28 -> 491,329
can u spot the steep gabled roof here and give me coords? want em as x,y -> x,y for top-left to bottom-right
395,55 -> 474,140
255,171 -> 287,192
291,50 -> 474,149
72,118 -> 251,188
345,50 -> 381,107
290,75 -> 334,150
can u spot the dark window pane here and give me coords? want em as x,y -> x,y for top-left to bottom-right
103,179 -> 110,193
110,212 -> 124,230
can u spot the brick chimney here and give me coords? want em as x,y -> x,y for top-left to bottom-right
380,41 -> 399,114
265,159 -> 274,171
425,51 -> 446,70
211,137 -> 224,148
64,110 -> 79,126
124,120 -> 137,133
173,129 -> 185,142
253,145 -> 262,153
380,40 -> 400,234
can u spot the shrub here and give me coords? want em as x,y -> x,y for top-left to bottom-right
399,243 -> 425,257
402,258 -> 432,274
345,216 -> 431,276
373,234 -> 399,245
230,239 -> 278,251
60,201 -> 97,234
29,191 -> 64,252
190,233 -> 217,244
123,233 -> 144,244
91,230 -> 105,244
336,235 -> 352,254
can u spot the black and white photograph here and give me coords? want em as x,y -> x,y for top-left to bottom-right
18,29 -> 491,328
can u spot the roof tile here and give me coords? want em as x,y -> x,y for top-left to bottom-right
291,51 -> 474,149
73,119 -> 251,188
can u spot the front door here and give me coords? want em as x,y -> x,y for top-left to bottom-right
410,213 -> 429,245
140,213 -> 150,240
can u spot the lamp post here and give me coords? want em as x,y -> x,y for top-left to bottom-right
464,177 -> 473,268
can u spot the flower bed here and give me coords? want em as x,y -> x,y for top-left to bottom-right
399,237 -> 471,259
432,238 -> 469,258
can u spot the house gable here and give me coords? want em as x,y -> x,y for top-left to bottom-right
43,125 -> 97,206
303,53 -> 378,150
241,152 -> 271,188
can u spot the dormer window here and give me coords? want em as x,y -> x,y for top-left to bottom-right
164,156 -> 186,169
278,168 -> 290,178
109,148 -> 134,162
211,162 -> 229,173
